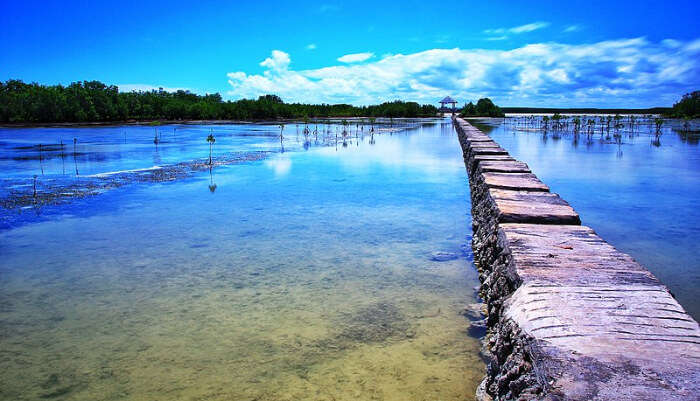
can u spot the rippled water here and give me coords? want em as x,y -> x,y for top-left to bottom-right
0,120 -> 484,400
472,117 -> 700,320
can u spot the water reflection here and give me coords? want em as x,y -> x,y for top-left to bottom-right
265,155 -> 292,177
678,131 -> 700,145
208,167 -> 217,193
0,120 -> 437,221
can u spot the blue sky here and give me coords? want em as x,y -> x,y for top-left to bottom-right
2,0 -> 699,107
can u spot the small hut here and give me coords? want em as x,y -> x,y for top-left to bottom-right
439,96 -> 457,113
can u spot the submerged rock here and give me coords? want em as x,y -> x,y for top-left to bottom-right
467,318 -> 487,339
460,303 -> 486,321
338,301 -> 411,344
476,379 -> 494,401
430,251 -> 459,262
40,374 -> 59,389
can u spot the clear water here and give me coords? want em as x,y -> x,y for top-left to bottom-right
0,122 -> 422,179
0,120 -> 484,400
472,117 -> 700,320
0,124 -> 278,178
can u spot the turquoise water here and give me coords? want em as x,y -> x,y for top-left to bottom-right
474,117 -> 700,320
0,120 -> 484,400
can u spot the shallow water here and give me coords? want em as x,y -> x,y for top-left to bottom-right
473,117 -> 700,320
0,121 -> 423,180
0,120 -> 484,400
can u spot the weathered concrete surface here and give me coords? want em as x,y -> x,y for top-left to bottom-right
454,117 -> 700,401
487,190 -> 580,225
482,173 -> 550,192
473,155 -> 518,162
477,160 -> 531,174
467,155 -> 517,172
468,147 -> 509,156
469,141 -> 502,148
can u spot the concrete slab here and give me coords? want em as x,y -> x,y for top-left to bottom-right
469,147 -> 509,156
488,189 -> 580,225
472,154 -> 517,163
482,172 -> 550,192
500,223 -> 700,400
469,141 -> 501,148
477,160 -> 531,174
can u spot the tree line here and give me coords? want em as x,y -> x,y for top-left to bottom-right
669,91 -> 699,119
459,98 -> 505,118
465,91 -> 698,118
0,80 -> 439,123
501,106 -> 671,115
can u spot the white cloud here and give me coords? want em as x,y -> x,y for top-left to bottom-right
484,21 -> 550,38
686,38 -> 700,51
260,50 -> 291,71
306,43 -> 317,50
483,28 -> 506,35
117,84 -> 190,93
564,24 -> 582,33
662,39 -> 682,48
510,21 -> 550,33
337,52 -> 374,63
226,38 -> 700,108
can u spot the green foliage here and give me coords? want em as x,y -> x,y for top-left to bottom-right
654,117 -> 664,134
462,102 -> 476,116
206,133 -> 216,165
258,94 -> 283,104
459,98 -> 505,118
0,80 -> 439,123
670,91 -> 699,118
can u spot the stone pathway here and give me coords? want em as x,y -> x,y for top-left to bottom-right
455,117 -> 700,401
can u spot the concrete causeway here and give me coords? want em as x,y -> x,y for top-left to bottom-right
454,117 -> 700,401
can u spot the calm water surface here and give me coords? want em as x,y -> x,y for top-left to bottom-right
473,118 -> 700,320
0,121 -> 484,400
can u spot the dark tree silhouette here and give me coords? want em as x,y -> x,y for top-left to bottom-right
0,80 -> 439,123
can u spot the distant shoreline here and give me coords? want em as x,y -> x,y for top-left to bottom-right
0,117 -> 436,129
0,110 -> 676,128
1,110 -> 686,129
501,106 -> 671,114
0,119 -> 263,129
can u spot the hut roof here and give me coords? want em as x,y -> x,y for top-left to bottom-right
439,96 -> 456,103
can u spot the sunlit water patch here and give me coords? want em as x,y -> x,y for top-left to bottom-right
472,116 -> 700,320
0,120 -> 484,400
